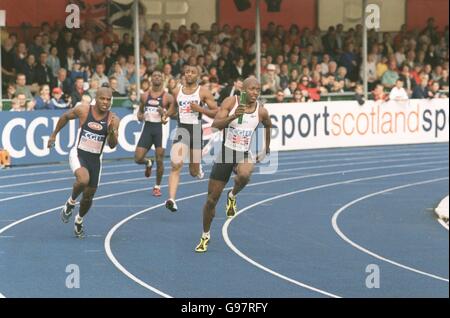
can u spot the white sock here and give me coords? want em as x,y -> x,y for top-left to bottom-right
154,185 -> 160,189
75,215 -> 83,224
202,231 -> 210,239
68,197 -> 76,205
147,159 -> 153,167
228,191 -> 235,199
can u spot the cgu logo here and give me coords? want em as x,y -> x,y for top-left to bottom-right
87,122 -> 103,131
0,114 -> 143,159
1,116 -> 78,159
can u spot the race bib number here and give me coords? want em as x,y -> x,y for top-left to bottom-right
144,106 -> 162,123
178,101 -> 200,125
224,127 -> 254,152
78,131 -> 105,154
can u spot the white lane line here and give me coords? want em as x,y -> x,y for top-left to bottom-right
331,178 -> 450,283
0,148 -> 443,179
0,160 -> 174,181
0,168 -> 145,189
0,161 -> 447,298
222,168 -> 448,298
277,145 -> 448,160
1,143 -> 446,176
0,170 -> 200,203
0,150 -> 444,189
0,151 -> 447,203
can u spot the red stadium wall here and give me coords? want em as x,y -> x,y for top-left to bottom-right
407,0 -> 449,31
218,0 -> 317,30
0,0 -> 68,27
0,0 -> 105,27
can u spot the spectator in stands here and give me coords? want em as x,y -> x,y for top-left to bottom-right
278,63 -> 290,90
373,83 -> 389,102
320,54 -> 330,76
169,52 -> 183,78
119,33 -> 134,57
229,56 -> 247,81
110,62 -> 129,95
218,77 -> 243,104
376,56 -> 389,80
411,63 -> 423,85
395,45 -> 406,67
49,87 -> 70,109
428,81 -> 446,98
140,78 -> 151,96
109,76 -> 126,97
122,89 -> 139,110
91,63 -> 109,87
431,65 -> 444,82
291,89 -> 306,103
322,26 -> 338,57
336,66 -> 355,91
61,47 -> 77,73
23,54 -> 37,85
354,84 -> 365,106
398,65 -> 415,97
34,52 -> 54,86
79,30 -> 95,65
69,60 -> 88,83
28,34 -> 44,58
360,53 -> 378,91
87,79 -> 99,100
5,83 -> 16,100
299,76 -> 321,101
102,25 -> 120,47
339,42 -> 358,81
54,68 -> 72,97
16,93 -> 28,111
283,80 -> 298,97
47,46 -> 61,78
15,74 -> 33,99
1,37 -> 16,86
381,60 -> 399,89
13,42 -> 28,74
10,98 -> 23,112
34,85 -> 52,110
262,64 -> 281,94
439,68 -> 449,90
167,78 -> 179,95
389,79 -> 409,101
327,61 -> 338,77
275,90 -> 285,103
412,75 -> 430,99
70,77 -> 86,107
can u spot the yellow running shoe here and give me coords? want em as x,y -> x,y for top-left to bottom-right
226,191 -> 237,218
195,236 -> 210,253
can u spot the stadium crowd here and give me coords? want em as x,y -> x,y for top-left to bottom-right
1,17 -> 449,111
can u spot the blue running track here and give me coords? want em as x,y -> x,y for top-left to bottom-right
0,143 -> 448,298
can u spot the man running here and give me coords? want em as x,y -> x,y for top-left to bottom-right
163,65 -> 218,212
135,70 -> 174,197
195,77 -> 272,253
48,87 -> 120,238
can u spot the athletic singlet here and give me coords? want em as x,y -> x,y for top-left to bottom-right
144,91 -> 164,123
177,85 -> 202,125
77,106 -> 110,155
223,97 -> 260,153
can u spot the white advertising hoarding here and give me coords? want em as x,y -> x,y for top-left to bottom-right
266,99 -> 449,152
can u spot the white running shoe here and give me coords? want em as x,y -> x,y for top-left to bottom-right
197,164 -> 205,179
165,199 -> 178,212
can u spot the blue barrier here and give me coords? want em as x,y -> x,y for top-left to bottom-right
0,108 -> 174,165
